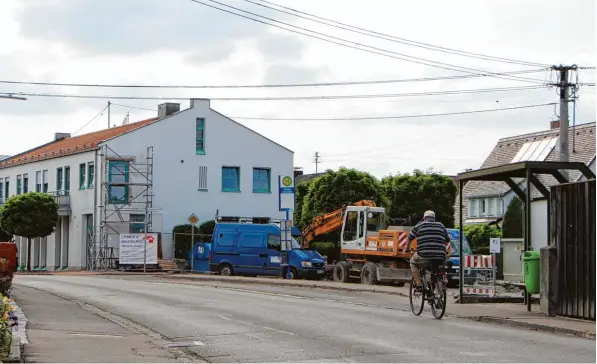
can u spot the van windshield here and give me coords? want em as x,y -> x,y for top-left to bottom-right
448,233 -> 472,256
291,237 -> 301,250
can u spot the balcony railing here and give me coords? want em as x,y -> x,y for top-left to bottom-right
50,191 -> 72,215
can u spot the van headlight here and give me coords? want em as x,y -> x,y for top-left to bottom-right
301,261 -> 312,268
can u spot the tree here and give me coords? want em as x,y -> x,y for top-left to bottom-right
300,168 -> 389,227
294,180 -> 314,229
503,197 -> 523,238
459,224 -> 503,251
172,220 -> 215,259
381,169 -> 457,227
0,193 -> 58,271
0,226 -> 12,243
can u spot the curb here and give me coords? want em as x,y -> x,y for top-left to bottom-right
461,315 -> 595,340
4,299 -> 27,363
155,274 -> 411,298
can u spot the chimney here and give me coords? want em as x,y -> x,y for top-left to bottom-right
190,98 -> 210,109
550,120 -> 560,130
158,103 -> 180,118
54,132 -> 71,141
293,167 -> 304,178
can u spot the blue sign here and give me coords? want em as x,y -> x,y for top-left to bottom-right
278,175 -> 295,212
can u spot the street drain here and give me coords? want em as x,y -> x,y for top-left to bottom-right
164,341 -> 205,348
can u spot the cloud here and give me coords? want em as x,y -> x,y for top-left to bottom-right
256,33 -> 305,61
263,63 -> 331,84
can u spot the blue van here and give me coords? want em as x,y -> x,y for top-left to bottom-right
446,228 -> 473,286
209,223 -> 326,279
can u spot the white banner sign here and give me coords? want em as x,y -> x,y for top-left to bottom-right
119,233 -> 158,265
490,237 -> 501,254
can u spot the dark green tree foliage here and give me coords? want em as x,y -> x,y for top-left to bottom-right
503,197 -> 523,238
300,168 -> 389,227
0,227 -> 12,242
381,169 -> 457,227
459,224 -> 503,251
0,193 -> 58,271
293,181 -> 313,229
172,220 -> 215,259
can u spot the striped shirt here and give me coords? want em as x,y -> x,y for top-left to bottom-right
408,219 -> 449,259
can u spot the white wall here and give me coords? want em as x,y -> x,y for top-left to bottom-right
530,199 -> 548,250
0,150 -> 97,270
103,100 -> 294,259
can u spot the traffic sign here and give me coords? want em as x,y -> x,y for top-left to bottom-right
187,213 -> 199,225
490,237 -> 501,253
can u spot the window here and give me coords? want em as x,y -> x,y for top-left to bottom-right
511,137 -> 558,163
42,170 -> 48,193
196,118 -> 205,155
221,167 -> 240,192
35,171 -> 41,192
129,214 -> 145,233
79,163 -> 86,189
22,174 -> 28,193
87,162 -> 95,189
4,178 -> 8,199
488,198 -> 495,216
16,175 -> 21,195
56,168 -> 63,192
468,199 -> 478,217
108,161 -> 129,204
267,234 -> 281,250
252,168 -> 271,193
241,233 -> 263,248
198,166 -> 208,190
342,210 -> 358,241
0,179 -> 3,201
481,199 -> 487,215
64,167 -> 70,192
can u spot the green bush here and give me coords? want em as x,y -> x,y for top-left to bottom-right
310,241 -> 338,263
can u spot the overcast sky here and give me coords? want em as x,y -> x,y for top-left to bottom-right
1,0 -> 595,177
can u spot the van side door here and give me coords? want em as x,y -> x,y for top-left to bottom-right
237,232 -> 267,276
265,234 -> 282,276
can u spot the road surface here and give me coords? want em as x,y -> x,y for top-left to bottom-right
14,275 -> 596,363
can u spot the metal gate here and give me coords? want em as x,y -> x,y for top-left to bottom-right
551,180 -> 595,320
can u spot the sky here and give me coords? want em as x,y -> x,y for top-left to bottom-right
0,0 -> 595,178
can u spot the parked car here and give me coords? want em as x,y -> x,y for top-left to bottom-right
209,222 -> 326,279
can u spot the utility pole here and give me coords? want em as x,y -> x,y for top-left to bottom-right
551,65 -> 577,167
107,101 -> 111,129
314,152 -> 321,174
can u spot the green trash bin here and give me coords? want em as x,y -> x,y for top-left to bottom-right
523,251 -> 541,294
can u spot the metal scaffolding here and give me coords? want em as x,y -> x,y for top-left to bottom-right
86,144 -> 154,271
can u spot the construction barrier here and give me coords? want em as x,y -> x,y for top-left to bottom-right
462,254 -> 496,297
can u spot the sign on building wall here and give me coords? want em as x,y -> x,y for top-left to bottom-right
119,233 -> 158,265
278,175 -> 295,212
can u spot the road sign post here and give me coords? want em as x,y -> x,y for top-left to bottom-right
278,175 -> 295,279
188,213 -> 199,273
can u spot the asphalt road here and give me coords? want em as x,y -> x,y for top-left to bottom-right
14,275 -> 596,363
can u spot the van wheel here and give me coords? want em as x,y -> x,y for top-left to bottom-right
286,267 -> 298,279
219,264 -> 233,276
333,261 -> 350,283
361,262 -> 378,285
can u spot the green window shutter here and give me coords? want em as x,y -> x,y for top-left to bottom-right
79,163 -> 86,189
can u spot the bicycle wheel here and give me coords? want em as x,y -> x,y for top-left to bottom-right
409,277 -> 424,316
430,276 -> 447,319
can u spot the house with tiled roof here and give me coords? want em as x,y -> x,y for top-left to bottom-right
455,120 -> 595,249
0,99 -> 293,271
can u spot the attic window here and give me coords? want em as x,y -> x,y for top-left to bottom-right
511,137 -> 558,163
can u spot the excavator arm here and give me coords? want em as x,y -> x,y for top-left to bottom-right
301,200 -> 377,248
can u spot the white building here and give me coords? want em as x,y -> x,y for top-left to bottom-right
0,99 -> 293,270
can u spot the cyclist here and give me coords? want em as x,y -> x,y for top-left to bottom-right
405,210 -> 450,292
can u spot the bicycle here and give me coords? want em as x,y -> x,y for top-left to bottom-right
409,259 -> 448,319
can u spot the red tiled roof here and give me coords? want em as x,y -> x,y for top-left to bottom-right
0,118 -> 157,169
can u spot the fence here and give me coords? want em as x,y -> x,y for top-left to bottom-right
551,180 -> 595,321
461,255 -> 497,296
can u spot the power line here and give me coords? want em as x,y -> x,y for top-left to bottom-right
2,85 -> 549,101
0,68 -> 548,89
188,0 -> 546,84
246,0 -> 549,68
111,103 -> 157,112
231,103 -> 556,121
72,104 -> 109,135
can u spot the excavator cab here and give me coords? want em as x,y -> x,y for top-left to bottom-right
340,205 -> 386,251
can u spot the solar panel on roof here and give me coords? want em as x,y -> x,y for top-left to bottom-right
510,137 -> 558,163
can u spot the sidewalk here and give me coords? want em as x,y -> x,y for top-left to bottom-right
158,273 -> 596,340
11,285 -> 179,363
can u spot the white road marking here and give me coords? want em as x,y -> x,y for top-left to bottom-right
67,333 -> 125,338
219,315 -> 296,336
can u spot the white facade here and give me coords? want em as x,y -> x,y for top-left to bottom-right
0,99 -> 294,269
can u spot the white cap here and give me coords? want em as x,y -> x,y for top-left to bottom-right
424,210 -> 435,219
